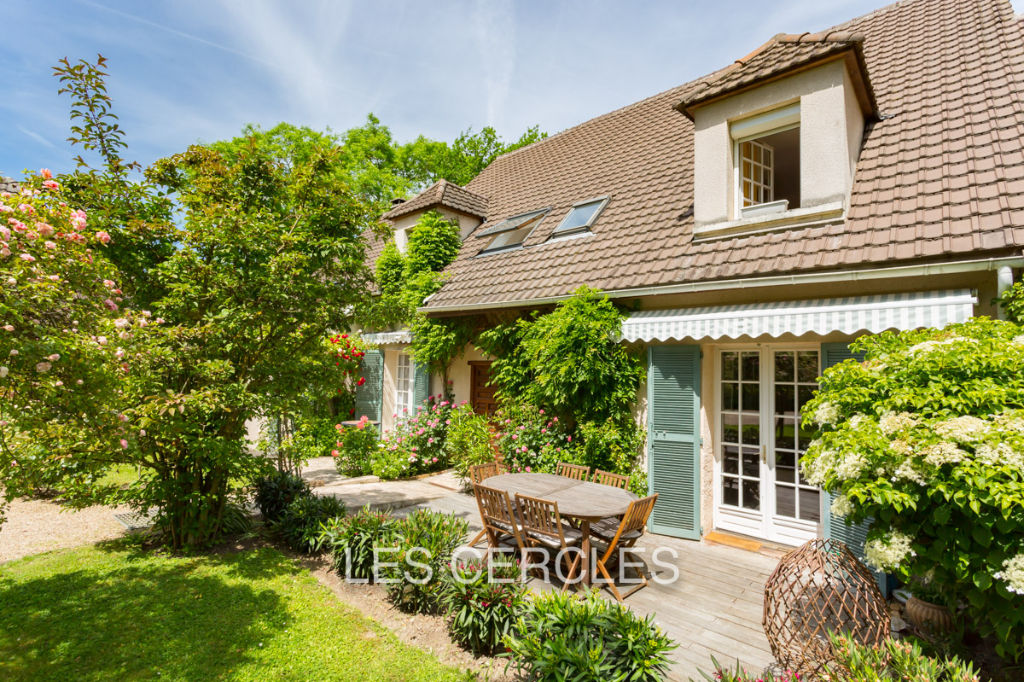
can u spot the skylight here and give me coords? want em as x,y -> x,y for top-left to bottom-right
552,197 -> 608,236
477,208 -> 550,254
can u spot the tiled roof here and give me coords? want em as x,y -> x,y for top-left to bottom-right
423,0 -> 1024,311
676,32 -> 878,118
381,179 -> 488,221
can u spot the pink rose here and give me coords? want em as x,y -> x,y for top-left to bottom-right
36,222 -> 54,237
19,253 -> 34,262
96,231 -> 111,245
43,240 -> 56,250
42,180 -> 59,191
119,439 -> 128,449
39,168 -> 52,180
525,466 -> 531,472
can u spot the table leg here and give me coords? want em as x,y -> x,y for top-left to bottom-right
580,519 -> 591,587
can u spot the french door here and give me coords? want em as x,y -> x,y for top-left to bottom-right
714,347 -> 822,545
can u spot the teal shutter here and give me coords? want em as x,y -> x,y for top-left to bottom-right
413,360 -> 430,411
647,345 -> 702,540
354,350 -> 383,423
820,341 -> 887,595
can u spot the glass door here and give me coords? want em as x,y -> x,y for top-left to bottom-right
715,348 -> 821,545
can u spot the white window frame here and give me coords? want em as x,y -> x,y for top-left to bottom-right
550,196 -> 609,238
395,352 -> 414,416
730,103 -> 800,219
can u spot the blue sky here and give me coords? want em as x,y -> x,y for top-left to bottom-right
3,0 -> 1019,178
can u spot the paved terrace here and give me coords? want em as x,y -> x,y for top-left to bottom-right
304,460 -> 779,680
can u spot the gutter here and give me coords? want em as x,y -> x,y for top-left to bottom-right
419,255 -> 1024,315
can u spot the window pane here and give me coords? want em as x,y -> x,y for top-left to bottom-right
741,352 -> 759,381
555,200 -> 603,233
724,446 -> 739,474
741,421 -> 759,445
776,485 -> 796,518
799,489 -> 821,522
742,450 -> 759,477
798,351 -> 819,383
742,479 -> 760,510
774,384 -> 795,415
723,477 -> 739,506
775,352 -> 794,382
798,385 -> 816,416
722,414 -> 740,444
722,382 -> 738,411
776,417 -> 795,450
722,352 -> 738,380
741,383 -> 759,412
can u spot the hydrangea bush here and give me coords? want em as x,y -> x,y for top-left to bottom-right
800,318 -> 1024,659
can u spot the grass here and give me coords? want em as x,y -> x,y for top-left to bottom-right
0,542 -> 470,682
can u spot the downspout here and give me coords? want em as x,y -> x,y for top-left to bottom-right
996,265 -> 1014,320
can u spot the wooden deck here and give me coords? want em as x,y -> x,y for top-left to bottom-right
417,491 -> 779,681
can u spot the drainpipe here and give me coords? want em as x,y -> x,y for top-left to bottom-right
997,266 -> 1014,320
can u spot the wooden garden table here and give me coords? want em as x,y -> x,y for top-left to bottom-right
481,472 -> 638,585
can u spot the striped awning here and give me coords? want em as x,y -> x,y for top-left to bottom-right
360,330 -> 412,345
621,289 -> 977,342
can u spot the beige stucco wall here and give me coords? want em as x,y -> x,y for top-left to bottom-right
693,58 -> 866,226
447,344 -> 492,407
390,208 -> 482,253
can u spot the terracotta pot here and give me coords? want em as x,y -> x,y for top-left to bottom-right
904,596 -> 954,633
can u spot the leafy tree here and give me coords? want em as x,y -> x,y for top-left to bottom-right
413,125 -> 546,186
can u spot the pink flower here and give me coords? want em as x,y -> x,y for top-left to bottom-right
47,353 -> 60,361
42,180 -> 59,191
2,325 -> 12,333
0,226 -> 9,240
36,222 -> 54,237
539,409 -> 545,415
525,466 -> 531,472
9,219 -> 26,233
431,457 -> 438,463
567,436 -> 572,442
39,168 -> 52,180
0,205 -> 10,214
103,279 -> 115,288
35,361 -> 51,373
511,434 -> 518,440
70,210 -> 87,230
119,439 -> 128,449
95,230 -> 111,245
55,380 -> 63,387
331,449 -> 339,457
520,445 -> 527,453
17,203 -> 34,215
118,414 -> 128,422
43,240 -> 56,250
19,253 -> 34,262
103,299 -> 118,311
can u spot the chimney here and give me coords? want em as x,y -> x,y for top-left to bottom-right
390,197 -> 406,207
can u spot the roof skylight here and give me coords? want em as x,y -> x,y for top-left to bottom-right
552,197 -> 609,236
477,208 -> 550,254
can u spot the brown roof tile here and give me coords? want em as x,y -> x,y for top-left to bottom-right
381,179 -> 488,221
423,0 -> 1024,311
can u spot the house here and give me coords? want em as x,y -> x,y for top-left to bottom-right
357,0 -> 1024,555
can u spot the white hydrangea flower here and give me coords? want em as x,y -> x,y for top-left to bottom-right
889,439 -> 912,456
813,401 -> 839,427
801,451 -> 834,486
864,531 -> 916,571
907,336 -> 976,355
894,459 -> 926,484
830,494 -> 855,518
994,554 -> 1024,596
849,414 -> 868,429
1013,334 -> 1024,346
976,443 -> 1024,470
921,441 -> 966,467
835,451 -> 868,481
994,412 -> 1024,436
879,411 -> 918,436
935,416 -> 990,444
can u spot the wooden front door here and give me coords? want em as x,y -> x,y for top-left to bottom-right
469,361 -> 498,416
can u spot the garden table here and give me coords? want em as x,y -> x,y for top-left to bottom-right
481,472 -> 638,586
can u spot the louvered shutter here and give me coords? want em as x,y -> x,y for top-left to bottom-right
647,345 -> 702,539
820,341 -> 887,594
413,360 -> 430,411
354,350 -> 383,423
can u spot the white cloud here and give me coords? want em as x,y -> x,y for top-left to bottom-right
472,0 -> 516,128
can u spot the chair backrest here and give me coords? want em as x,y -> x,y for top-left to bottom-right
592,469 -> 629,489
515,494 -> 568,546
470,461 -> 501,485
600,494 -> 659,558
473,483 -> 525,549
556,462 -> 590,481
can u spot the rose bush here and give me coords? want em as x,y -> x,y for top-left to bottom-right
372,395 -> 455,479
801,317 -> 1024,660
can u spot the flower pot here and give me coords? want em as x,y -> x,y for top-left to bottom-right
904,596 -> 954,633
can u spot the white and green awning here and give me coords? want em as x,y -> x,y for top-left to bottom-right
621,289 -> 977,342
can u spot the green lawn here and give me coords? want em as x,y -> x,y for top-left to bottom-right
0,543 -> 469,681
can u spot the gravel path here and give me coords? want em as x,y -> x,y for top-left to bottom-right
0,498 -> 127,563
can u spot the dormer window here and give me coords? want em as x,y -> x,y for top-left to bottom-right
732,104 -> 800,218
551,197 -> 608,237
477,208 -> 550,254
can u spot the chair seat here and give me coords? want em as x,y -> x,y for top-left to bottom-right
526,524 -> 583,548
590,517 -> 642,543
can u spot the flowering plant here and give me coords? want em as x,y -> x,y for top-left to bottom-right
373,394 -> 455,479
801,318 -> 1024,660
333,417 -> 378,477
494,402 -> 575,474
441,557 -> 525,655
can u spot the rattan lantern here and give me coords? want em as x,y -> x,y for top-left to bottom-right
763,538 -> 889,677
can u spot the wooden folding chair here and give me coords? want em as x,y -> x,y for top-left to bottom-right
467,462 -> 506,546
592,469 -> 629,489
515,493 -> 583,590
472,483 -> 526,558
556,462 -> 590,481
589,494 -> 658,601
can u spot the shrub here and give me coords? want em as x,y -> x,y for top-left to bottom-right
822,632 -> 982,681
505,585 -> 679,675
575,418 -> 646,478
333,418 -> 379,477
800,318 -> 1024,659
374,395 -> 455,479
317,506 -> 399,582
494,402 -> 575,473
695,660 -> 802,681
274,493 -> 346,554
381,509 -> 469,614
254,469 -> 310,523
503,590 -> 676,681
445,404 -> 497,484
441,557 -> 525,656
404,210 -> 461,277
